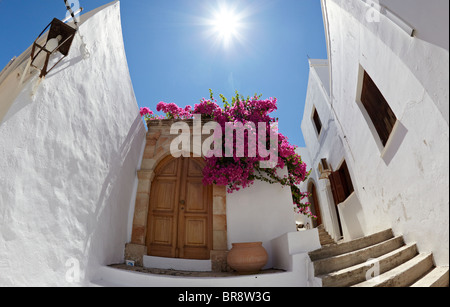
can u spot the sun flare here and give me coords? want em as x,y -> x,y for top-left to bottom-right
208,4 -> 245,48
213,9 -> 239,39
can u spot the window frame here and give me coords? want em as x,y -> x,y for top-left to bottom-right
329,160 -> 354,205
311,105 -> 323,139
356,66 -> 399,155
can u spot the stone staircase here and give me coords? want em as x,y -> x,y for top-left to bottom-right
308,229 -> 449,287
317,224 -> 336,246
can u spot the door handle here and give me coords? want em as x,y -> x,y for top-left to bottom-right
180,200 -> 185,205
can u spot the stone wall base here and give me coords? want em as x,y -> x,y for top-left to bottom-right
124,243 -> 147,267
123,244 -> 230,272
211,250 -> 231,272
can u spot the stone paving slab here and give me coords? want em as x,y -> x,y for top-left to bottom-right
110,264 -> 284,278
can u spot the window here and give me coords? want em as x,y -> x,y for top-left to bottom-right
360,71 -> 397,147
312,107 -> 322,136
321,158 -> 329,171
329,160 -> 354,205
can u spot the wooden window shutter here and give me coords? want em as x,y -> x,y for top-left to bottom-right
312,108 -> 322,135
339,161 -> 354,196
361,71 -> 397,146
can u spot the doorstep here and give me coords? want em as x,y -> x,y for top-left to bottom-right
143,255 -> 212,272
109,263 -> 284,277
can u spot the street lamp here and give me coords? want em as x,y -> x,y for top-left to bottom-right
30,18 -> 77,78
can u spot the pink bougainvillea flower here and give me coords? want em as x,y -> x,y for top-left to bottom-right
139,90 -> 313,217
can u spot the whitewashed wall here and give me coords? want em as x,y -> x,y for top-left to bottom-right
0,1 -> 146,286
226,167 -> 297,269
312,0 -> 449,265
299,60 -> 352,241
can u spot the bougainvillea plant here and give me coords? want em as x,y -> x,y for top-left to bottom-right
140,90 -> 315,218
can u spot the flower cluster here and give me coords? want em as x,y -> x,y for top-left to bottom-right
193,98 -> 222,119
140,106 -> 165,120
139,90 -> 315,218
156,102 -> 193,119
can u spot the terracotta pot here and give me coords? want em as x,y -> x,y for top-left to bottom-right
227,242 -> 268,273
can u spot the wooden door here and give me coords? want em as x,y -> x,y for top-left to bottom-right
329,161 -> 354,206
328,169 -> 344,237
146,157 -> 213,260
329,170 -> 347,205
310,183 -> 322,227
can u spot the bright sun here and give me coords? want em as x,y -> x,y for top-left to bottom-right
208,4 -> 244,48
213,10 -> 238,38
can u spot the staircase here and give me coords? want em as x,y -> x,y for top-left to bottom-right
317,224 -> 336,246
308,229 -> 449,287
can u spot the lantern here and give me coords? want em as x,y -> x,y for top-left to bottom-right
30,18 -> 77,78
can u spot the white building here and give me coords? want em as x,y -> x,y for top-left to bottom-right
0,1 -> 319,287
299,0 -> 449,267
0,0 -> 447,287
0,2 -> 147,286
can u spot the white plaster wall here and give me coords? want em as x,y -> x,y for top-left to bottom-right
294,147 -> 312,228
321,0 -> 449,265
0,1 -> 146,286
337,192 -> 367,241
92,230 -> 321,287
378,0 -> 449,52
299,61 -> 352,241
226,168 -> 297,269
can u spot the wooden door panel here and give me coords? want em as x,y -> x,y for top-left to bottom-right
178,158 -> 212,260
152,181 -> 177,211
147,214 -> 177,258
184,217 -> 207,246
311,184 -> 322,226
329,170 -> 346,205
185,180 -> 207,212
147,157 -> 212,260
187,159 -> 204,177
146,157 -> 181,258
182,215 -> 210,259
158,158 -> 179,177
152,216 -> 174,244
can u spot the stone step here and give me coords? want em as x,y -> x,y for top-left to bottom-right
318,228 -> 332,235
320,239 -> 336,246
317,225 -> 336,246
353,253 -> 434,287
319,234 -> 335,245
313,236 -> 405,276
320,243 -> 418,287
309,229 -> 394,262
410,266 -> 449,287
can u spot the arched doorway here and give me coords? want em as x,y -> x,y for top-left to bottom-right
146,156 -> 213,260
308,181 -> 322,228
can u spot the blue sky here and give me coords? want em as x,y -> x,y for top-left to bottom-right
0,0 -> 327,147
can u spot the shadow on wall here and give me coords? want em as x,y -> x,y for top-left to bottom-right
382,120 -> 408,166
82,114 -> 146,284
336,0 -> 449,125
337,192 -> 366,241
0,54 -> 84,127
379,0 -> 449,52
0,75 -> 37,126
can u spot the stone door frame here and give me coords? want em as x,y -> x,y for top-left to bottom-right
125,120 -> 228,271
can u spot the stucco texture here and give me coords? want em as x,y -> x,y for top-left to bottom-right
315,0 -> 449,265
0,2 -> 146,286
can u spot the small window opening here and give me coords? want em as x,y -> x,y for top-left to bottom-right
360,71 -> 397,147
312,107 -> 323,136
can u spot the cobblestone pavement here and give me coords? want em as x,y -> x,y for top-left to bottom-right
109,264 -> 284,277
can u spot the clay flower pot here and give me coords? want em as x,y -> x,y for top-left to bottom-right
227,242 -> 268,273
